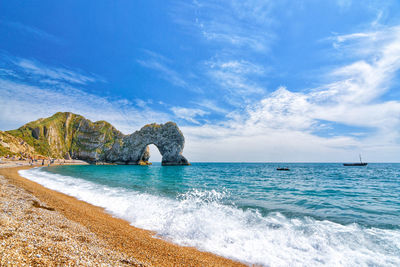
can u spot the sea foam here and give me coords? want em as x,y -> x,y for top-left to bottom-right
19,168 -> 400,266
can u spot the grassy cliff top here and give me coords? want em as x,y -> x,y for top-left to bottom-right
8,112 -> 121,133
5,112 -> 123,158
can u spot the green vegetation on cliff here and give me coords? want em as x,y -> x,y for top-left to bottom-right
2,112 -> 189,165
0,131 -> 36,157
5,112 -> 122,159
0,145 -> 13,157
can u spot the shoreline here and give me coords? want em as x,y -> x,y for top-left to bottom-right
0,164 -> 245,266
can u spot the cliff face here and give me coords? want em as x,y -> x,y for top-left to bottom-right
6,112 -> 122,160
0,131 -> 36,157
4,112 -> 189,165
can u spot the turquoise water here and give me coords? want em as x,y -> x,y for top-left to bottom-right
20,163 -> 400,266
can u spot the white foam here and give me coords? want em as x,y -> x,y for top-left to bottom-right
19,168 -> 400,266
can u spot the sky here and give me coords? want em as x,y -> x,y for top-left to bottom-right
1,0 -> 400,162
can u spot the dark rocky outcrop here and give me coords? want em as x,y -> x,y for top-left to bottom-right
5,112 -> 189,165
32,127 -> 40,140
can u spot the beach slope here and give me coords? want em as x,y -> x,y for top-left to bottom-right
0,166 -> 244,266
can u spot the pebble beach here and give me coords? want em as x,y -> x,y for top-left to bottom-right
0,162 -> 244,266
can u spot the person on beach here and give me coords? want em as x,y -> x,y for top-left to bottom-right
42,159 -> 44,166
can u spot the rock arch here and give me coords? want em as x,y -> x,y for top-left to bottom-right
105,122 -> 190,165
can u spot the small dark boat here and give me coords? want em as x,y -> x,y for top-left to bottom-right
343,163 -> 367,166
343,155 -> 368,166
277,168 -> 290,171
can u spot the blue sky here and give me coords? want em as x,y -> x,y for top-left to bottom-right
1,0 -> 400,162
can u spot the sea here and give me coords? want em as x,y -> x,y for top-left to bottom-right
19,163 -> 400,266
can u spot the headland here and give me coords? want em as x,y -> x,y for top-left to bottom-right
1,112 -> 189,166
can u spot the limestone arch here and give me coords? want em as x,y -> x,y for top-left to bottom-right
117,122 -> 189,166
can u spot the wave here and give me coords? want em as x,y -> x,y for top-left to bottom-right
19,168 -> 400,266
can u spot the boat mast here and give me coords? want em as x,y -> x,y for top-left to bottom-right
359,154 -> 362,163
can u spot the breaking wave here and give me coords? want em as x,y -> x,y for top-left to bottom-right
20,168 -> 400,266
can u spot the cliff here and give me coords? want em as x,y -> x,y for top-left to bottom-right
3,112 -> 189,165
0,131 -> 37,158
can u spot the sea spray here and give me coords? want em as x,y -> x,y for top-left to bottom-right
19,166 -> 400,266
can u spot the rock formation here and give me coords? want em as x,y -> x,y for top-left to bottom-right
105,122 -> 189,165
4,112 -> 189,165
0,131 -> 36,157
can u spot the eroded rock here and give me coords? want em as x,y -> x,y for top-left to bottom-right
105,122 -> 189,165
6,112 -> 190,166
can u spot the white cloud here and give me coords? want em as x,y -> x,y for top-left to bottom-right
0,78 -> 173,134
134,99 -> 153,108
2,20 -> 400,162
183,129 -> 363,162
335,32 -> 376,43
137,58 -> 188,88
261,25 -> 400,135
15,58 -> 100,85
205,59 -> 266,103
136,50 -> 204,93
0,56 -> 172,133
171,1 -> 274,107
173,0 -> 275,52
0,68 -> 19,78
331,26 -> 400,59
180,24 -> 400,162
171,107 -> 209,124
212,60 -> 265,75
193,99 -> 228,114
133,21 -> 400,162
313,26 -> 400,109
245,87 -> 314,132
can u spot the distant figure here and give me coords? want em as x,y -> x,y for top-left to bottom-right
42,159 -> 45,166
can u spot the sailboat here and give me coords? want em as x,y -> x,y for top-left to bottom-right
343,154 -> 368,166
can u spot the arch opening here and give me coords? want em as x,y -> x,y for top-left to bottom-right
139,144 -> 162,165
148,144 -> 162,163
